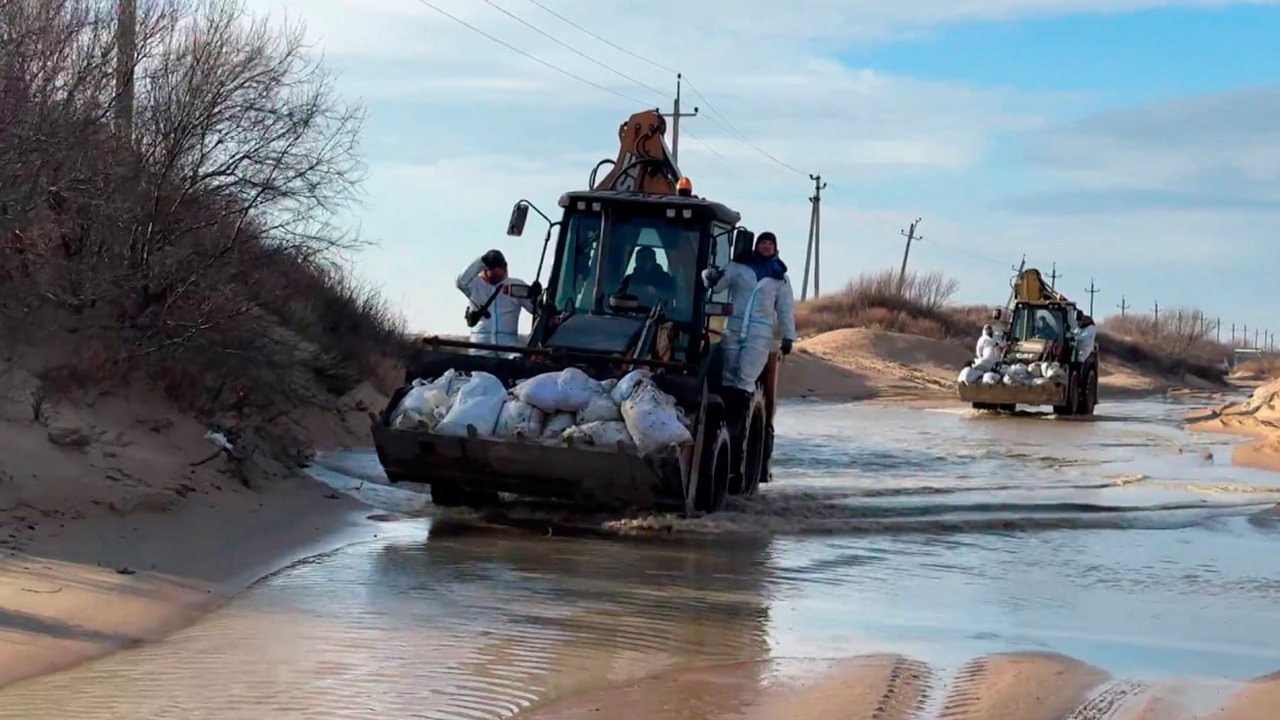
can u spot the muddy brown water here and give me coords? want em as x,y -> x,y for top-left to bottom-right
4,398 -> 1280,718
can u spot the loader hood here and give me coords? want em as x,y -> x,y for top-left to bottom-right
1007,338 -> 1049,363
544,313 -> 646,354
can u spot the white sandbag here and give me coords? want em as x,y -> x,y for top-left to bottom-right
1028,362 -> 1044,378
1033,377 -> 1051,386
389,370 -> 463,430
513,367 -> 604,413
957,366 -> 984,385
576,393 -> 622,424
562,420 -> 635,451
495,399 -> 546,438
611,369 -> 651,404
435,372 -> 507,437
1010,363 -> 1029,376
541,411 -> 576,440
621,380 -> 693,456
981,371 -> 1001,385
600,378 -> 619,394
972,354 -> 999,373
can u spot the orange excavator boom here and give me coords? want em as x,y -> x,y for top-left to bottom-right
591,109 -> 686,196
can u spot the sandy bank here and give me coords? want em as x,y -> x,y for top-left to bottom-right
515,650 -> 1280,719
0,353 -> 390,689
1188,377 -> 1280,472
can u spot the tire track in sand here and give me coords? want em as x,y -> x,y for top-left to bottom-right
1061,681 -> 1150,720
938,652 -> 1110,720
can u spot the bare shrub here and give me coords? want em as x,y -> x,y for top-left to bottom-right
796,269 -> 973,340
0,0 -> 403,474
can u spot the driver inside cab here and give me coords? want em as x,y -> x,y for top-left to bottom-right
1034,315 -> 1060,341
617,246 -> 677,307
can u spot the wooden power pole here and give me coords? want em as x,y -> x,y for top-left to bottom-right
660,73 -> 698,169
1117,295 -> 1130,318
896,218 -> 923,295
1084,278 -> 1099,316
800,174 -> 826,300
114,0 -> 137,138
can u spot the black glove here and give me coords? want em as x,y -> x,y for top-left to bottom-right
464,308 -> 481,328
781,339 -> 793,355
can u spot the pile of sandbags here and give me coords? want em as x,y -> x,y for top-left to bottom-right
387,367 -> 694,457
956,360 -> 1068,387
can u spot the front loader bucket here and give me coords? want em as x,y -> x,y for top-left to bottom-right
956,381 -> 1065,407
371,421 -> 693,512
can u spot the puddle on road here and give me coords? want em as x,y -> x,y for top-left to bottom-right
4,397 -> 1280,718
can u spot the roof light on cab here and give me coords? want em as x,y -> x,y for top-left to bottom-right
676,176 -> 693,196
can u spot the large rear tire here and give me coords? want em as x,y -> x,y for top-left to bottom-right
1077,366 -> 1098,416
728,390 -> 767,497
694,420 -> 731,514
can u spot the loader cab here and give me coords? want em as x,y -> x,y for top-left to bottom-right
1006,301 -> 1078,364
533,190 -> 742,365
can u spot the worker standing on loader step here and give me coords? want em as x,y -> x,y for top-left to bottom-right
701,231 -> 797,398
456,250 -> 534,355
976,324 -> 997,360
1074,311 -> 1097,362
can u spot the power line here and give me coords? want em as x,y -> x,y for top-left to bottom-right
479,0 -> 666,99
409,0 -> 649,105
679,77 -> 806,176
521,0 -> 678,75
517,0 -> 805,177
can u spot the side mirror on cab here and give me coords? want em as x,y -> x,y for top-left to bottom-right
732,227 -> 755,258
507,282 -> 538,300
704,301 -> 734,317
506,201 -> 529,237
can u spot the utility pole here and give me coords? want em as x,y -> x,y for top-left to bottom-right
1152,301 -> 1160,330
660,73 -> 698,169
801,174 -> 826,299
1084,278 -> 1099,316
1006,255 -> 1026,308
1243,323 -> 1249,347
1048,262 -> 1061,289
1117,295 -> 1130,318
1231,323 -> 1237,345
1216,317 -> 1221,344
114,0 -> 137,138
896,218 -> 923,295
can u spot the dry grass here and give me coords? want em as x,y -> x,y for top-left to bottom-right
0,0 -> 411,477
797,269 -> 1229,384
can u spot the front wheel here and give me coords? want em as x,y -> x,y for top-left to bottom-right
429,482 -> 499,509
1053,369 -> 1081,416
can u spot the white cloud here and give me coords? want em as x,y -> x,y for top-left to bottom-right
241,0 -> 1280,335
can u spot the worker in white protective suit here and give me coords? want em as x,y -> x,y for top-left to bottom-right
1074,311 -> 1097,362
975,324 -> 997,360
455,250 -> 534,356
700,231 -> 797,397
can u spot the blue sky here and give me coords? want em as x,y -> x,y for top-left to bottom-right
247,0 -> 1280,340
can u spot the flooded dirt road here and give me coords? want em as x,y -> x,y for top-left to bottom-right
4,398 -> 1280,718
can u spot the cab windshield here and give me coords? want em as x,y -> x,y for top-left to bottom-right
552,207 -> 701,322
1010,306 -> 1065,342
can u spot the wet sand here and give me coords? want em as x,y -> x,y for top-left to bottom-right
4,397 -> 1280,718
1189,377 -> 1280,473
